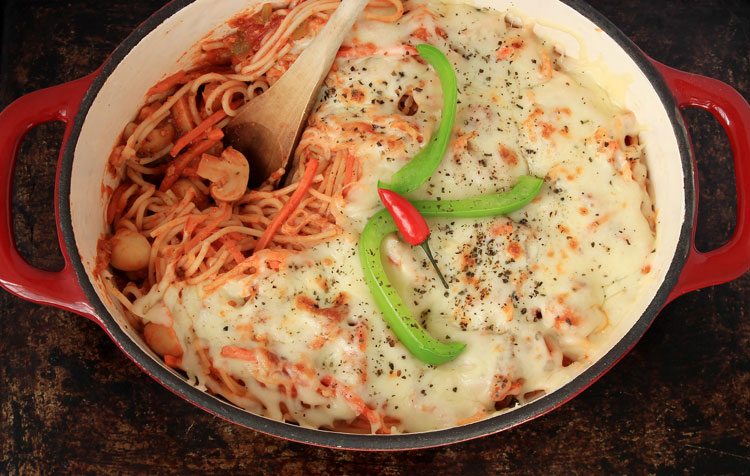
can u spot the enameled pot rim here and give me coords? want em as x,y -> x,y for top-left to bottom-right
57,0 -> 695,450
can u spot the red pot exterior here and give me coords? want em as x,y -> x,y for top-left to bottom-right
652,61 -> 750,303
0,73 -> 99,321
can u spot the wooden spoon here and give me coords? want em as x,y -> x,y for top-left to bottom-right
224,0 -> 369,187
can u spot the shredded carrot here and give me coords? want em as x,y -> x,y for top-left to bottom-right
295,294 -> 348,322
355,323 -> 367,352
308,335 -> 326,350
226,232 -> 245,241
403,45 -> 419,57
222,346 -> 281,375
554,307 -> 580,329
410,26 -> 430,41
490,221 -> 514,237
221,345 -> 257,361
204,249 -> 288,293
320,375 -> 385,431
221,236 -> 246,264
336,42 -> 377,58
539,50 -> 553,80
185,214 -> 209,236
170,110 -> 228,157
340,122 -> 374,133
160,136 -> 222,191
164,355 -> 182,368
457,410 -> 487,426
342,153 -> 356,185
254,158 -> 319,252
106,183 -> 130,224
183,203 -> 232,253
266,259 -> 282,271
147,70 -> 189,96
206,128 -> 224,141
452,130 -> 478,156
496,47 -> 513,61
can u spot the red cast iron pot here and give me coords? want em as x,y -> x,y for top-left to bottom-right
0,0 -> 749,450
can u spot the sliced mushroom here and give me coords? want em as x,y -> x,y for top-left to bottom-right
172,178 -> 209,209
110,229 -> 151,272
196,147 -> 250,202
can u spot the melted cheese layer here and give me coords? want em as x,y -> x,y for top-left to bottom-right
132,0 -> 656,433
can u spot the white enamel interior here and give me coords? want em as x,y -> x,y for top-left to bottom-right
68,0 -> 687,428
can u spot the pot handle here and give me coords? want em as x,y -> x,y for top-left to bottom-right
651,61 -> 750,302
0,73 -> 99,320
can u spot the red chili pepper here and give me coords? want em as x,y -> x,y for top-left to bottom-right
378,188 -> 449,289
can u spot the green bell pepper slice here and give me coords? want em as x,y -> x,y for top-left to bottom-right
359,176 -> 544,365
378,44 -> 458,195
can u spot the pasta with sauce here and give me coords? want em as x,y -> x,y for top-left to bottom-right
99,0 -> 656,433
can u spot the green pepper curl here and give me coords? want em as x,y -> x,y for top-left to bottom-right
359,176 -> 544,365
378,44 -> 458,195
